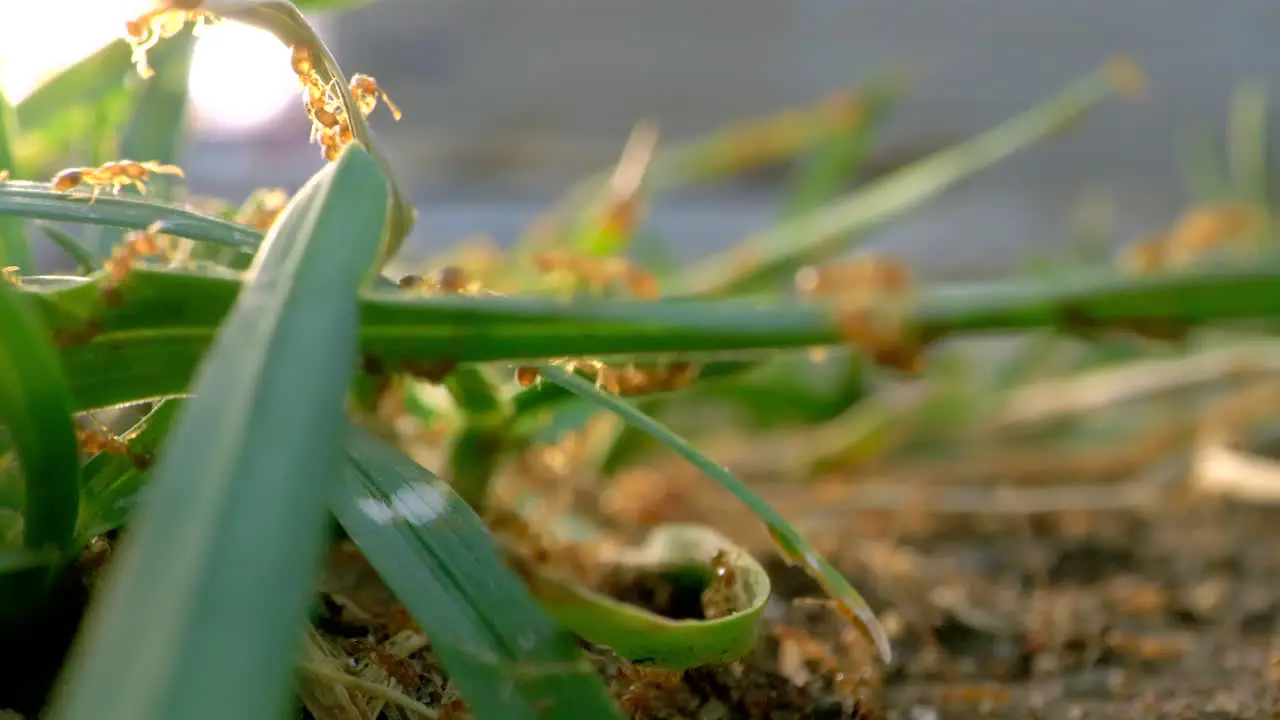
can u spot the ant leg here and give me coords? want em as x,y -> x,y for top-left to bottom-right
88,185 -> 102,205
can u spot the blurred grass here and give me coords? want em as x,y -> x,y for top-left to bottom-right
0,4 -> 1276,717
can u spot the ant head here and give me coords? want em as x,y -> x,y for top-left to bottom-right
124,19 -> 147,39
52,169 -> 83,192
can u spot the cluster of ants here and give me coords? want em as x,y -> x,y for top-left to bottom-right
45,3 -> 402,206
124,1 -> 217,79
291,44 -> 400,163
794,255 -> 925,374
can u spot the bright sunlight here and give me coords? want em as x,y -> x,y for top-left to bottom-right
0,0 -> 301,134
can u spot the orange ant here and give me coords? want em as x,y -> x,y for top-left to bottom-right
125,3 -> 218,79
234,187 -> 290,232
701,549 -> 749,619
52,160 -> 185,205
349,74 -> 402,121
75,415 -> 152,468
104,222 -> 172,293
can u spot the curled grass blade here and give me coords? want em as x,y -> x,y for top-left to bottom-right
0,89 -> 32,271
47,145 -> 389,720
523,523 -> 771,670
90,30 -> 195,258
0,283 -> 80,554
0,181 -> 262,249
336,425 -> 624,720
673,59 -> 1142,296
206,0 -> 416,266
538,365 -> 892,662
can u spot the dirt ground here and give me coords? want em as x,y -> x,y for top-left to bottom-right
310,479 -> 1280,720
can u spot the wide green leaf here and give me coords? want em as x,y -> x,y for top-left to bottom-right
47,145 -> 389,720
336,425 -> 625,720
539,365 -> 893,662
0,89 -> 32,271
0,283 -> 80,553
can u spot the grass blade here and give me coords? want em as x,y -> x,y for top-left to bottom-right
24,256 -> 1280,412
524,523 -> 771,670
539,365 -> 893,662
673,59 -> 1142,295
76,401 -> 182,541
778,75 -> 903,220
0,283 -> 80,554
206,0 -> 417,266
1228,80 -> 1270,205
14,40 -> 136,175
0,89 -> 32,271
47,145 -> 389,720
89,30 -> 195,258
35,223 -> 100,272
0,181 -> 262,249
336,425 -> 625,720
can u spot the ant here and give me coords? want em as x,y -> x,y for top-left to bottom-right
51,160 -> 185,205
349,74 -> 402,121
103,222 -> 172,294
125,3 -> 218,79
1,266 -> 18,285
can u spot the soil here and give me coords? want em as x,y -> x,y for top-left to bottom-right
310,488 -> 1280,720
11,470 -> 1280,719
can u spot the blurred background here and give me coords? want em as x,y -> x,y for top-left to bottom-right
3,0 -> 1279,277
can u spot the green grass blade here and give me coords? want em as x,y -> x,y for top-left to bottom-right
1228,80 -> 1270,205
292,0 -> 379,9
1178,121 -> 1233,203
207,0 -> 416,267
14,41 -> 136,175
673,60 -> 1138,295
35,223 -> 100,272
0,283 -> 80,554
24,257 -> 1280,412
778,75 -> 903,220
0,89 -> 32,271
89,30 -> 195,258
76,401 -> 182,541
47,145 -> 389,720
539,365 -> 892,662
525,523 -> 771,670
336,425 -> 625,720
0,181 -> 262,249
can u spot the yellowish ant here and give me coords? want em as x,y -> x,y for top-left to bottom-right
1,266 -> 19,286
349,74 -> 402,121
51,160 -> 185,205
125,3 -> 218,79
